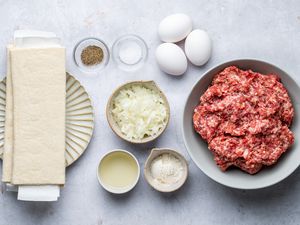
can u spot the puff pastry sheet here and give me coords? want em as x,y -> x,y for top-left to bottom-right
3,47 -> 66,185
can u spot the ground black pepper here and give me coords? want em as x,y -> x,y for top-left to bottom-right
81,45 -> 103,66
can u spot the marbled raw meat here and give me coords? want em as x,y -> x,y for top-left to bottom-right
193,66 -> 294,174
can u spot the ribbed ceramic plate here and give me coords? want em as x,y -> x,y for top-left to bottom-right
0,73 -> 94,167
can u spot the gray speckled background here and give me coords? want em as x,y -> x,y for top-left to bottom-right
0,0 -> 300,224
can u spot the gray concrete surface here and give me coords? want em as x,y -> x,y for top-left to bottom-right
0,0 -> 300,224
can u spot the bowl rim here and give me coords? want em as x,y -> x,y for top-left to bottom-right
96,149 -> 140,194
182,58 -> 300,190
106,80 -> 170,144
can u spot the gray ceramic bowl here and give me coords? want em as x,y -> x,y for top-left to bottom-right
182,59 -> 300,189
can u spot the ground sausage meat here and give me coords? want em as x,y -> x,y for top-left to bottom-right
193,66 -> 294,174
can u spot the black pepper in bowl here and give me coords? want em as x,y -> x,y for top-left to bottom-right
81,45 -> 104,66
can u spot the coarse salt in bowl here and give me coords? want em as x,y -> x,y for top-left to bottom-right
112,34 -> 148,71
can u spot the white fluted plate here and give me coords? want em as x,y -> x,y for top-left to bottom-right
0,73 -> 94,167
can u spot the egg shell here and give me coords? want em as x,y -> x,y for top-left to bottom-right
158,13 -> 192,43
184,29 -> 212,66
155,43 -> 187,76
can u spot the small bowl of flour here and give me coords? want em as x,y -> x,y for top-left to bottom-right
144,148 -> 188,192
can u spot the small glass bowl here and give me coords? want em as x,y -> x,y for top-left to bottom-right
112,34 -> 148,71
73,37 -> 110,73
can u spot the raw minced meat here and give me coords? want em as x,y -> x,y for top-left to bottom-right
193,66 -> 294,174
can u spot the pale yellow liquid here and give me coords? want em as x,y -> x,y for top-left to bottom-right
99,152 -> 138,188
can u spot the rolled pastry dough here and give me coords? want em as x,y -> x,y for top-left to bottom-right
7,48 -> 66,185
2,46 -> 14,183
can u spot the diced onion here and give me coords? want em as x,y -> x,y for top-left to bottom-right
112,84 -> 168,140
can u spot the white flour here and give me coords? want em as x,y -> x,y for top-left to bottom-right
150,153 -> 184,184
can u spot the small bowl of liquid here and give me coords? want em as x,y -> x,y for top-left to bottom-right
97,149 -> 140,194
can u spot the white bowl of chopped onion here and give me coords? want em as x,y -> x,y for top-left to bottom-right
106,80 -> 170,144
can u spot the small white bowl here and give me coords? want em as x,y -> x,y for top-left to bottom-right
97,149 -> 140,194
144,148 -> 188,192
